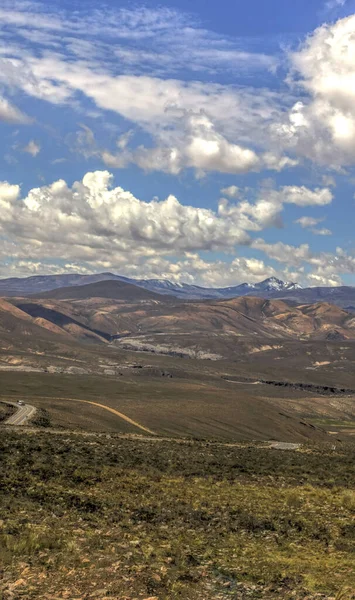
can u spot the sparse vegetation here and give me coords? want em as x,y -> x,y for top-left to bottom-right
1,287 -> 355,599
1,430 -> 355,599
0,403 -> 15,422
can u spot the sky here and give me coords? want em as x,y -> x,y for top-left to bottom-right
0,0 -> 355,287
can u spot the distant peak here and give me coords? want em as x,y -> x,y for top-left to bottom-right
256,277 -> 302,291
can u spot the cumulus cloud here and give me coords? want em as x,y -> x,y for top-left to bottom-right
22,140 -> 41,156
183,114 -> 260,174
218,184 -> 333,232
276,14 -> 355,168
0,170 -> 251,257
252,239 -> 355,286
100,112 -> 296,175
278,186 -> 332,206
0,170 -> 344,287
252,239 -> 312,266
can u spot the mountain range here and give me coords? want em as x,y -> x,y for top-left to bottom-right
0,274 -> 302,298
1,273 -> 355,309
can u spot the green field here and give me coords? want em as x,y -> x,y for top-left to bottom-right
1,430 -> 355,600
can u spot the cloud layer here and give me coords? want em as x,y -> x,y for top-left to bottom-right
2,3 -> 355,175
0,3 -> 354,286
0,170 -> 351,287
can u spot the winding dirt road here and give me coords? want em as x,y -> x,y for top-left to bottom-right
1,396 -> 156,434
59,397 -> 157,435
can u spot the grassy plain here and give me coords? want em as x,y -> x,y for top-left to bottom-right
0,371 -> 330,441
1,430 -> 355,599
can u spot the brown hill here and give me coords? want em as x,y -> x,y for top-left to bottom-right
1,294 -> 355,441
8,294 -> 355,346
0,298 -> 73,355
32,280 -> 174,302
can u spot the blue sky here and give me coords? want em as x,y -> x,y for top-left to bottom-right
0,0 -> 355,287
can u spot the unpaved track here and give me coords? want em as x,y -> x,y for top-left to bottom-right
68,398 -> 157,435
2,401 -> 37,425
24,396 -> 157,435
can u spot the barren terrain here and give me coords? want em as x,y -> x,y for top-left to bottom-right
0,282 -> 355,440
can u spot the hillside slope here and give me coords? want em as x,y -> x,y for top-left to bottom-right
10,294 -> 355,345
33,279 -> 175,302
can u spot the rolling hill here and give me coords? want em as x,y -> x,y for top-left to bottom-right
5,291 -> 355,370
32,279 -> 175,302
0,272 -> 119,296
2,289 -> 355,441
8,292 -> 355,345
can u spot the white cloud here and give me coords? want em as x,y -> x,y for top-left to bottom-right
0,170 -> 252,257
279,186 -> 333,206
0,3 -> 294,176
0,2 -> 278,77
0,170 -> 345,287
22,139 -> 41,156
0,95 -> 30,124
252,239 -> 355,286
86,111 -> 296,176
3,4 -> 355,175
295,216 -> 324,228
312,227 -> 332,235
278,14 -> 355,168
325,0 -> 347,11
252,239 -> 312,266
295,216 -> 332,235
218,183 -> 332,233
51,157 -> 67,164
220,186 -> 240,199
183,114 -> 260,174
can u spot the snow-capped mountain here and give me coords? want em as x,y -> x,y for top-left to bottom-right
253,277 -> 302,292
0,273 -> 303,300
122,276 -> 303,299
1,272 -> 354,309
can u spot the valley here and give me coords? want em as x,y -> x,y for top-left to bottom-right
0,276 -> 355,441
1,275 -> 355,600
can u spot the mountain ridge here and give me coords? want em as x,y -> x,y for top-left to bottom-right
0,273 -> 303,297
0,272 -> 354,309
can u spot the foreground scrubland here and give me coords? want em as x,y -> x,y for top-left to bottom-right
1,430 -> 355,599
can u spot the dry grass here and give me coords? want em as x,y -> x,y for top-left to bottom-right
1,430 -> 355,599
